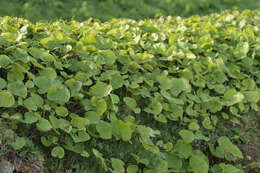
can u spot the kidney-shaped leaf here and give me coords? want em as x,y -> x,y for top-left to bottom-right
96,121 -> 112,139
89,82 -> 112,97
170,78 -> 191,96
51,146 -> 65,159
37,118 -> 52,132
189,154 -> 209,173
111,158 -> 125,173
0,91 -> 15,107
179,129 -> 195,143
24,112 -> 38,124
47,85 -> 70,104
218,136 -> 243,159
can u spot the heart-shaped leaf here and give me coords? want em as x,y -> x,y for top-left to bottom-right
179,129 -> 195,143
51,146 -> 65,159
0,91 -> 15,107
89,82 -> 112,97
37,118 -> 52,132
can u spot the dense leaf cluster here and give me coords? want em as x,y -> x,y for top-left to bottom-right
0,0 -> 260,22
0,10 -> 260,172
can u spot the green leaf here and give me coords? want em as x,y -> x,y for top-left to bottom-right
47,84 -> 70,104
170,78 -> 191,96
100,50 -> 117,65
51,146 -> 65,159
39,67 -> 57,79
94,98 -> 107,116
4,129 -> 14,140
41,136 -> 58,147
112,120 -> 133,141
89,82 -> 112,97
0,55 -> 12,67
157,76 -> 173,90
23,94 -> 44,111
1,32 -> 18,43
93,149 -> 108,171
41,137 -> 51,147
181,69 -> 193,80
154,114 -> 167,123
124,97 -> 137,109
71,117 -> 89,129
150,100 -> 162,115
111,158 -> 125,173
234,42 -> 249,58
127,165 -> 138,173
71,131 -> 90,143
217,136 -> 243,159
7,81 -> 27,98
25,81 -> 34,88
219,163 -> 243,173
204,98 -> 222,113
57,119 -> 70,130
34,77 -> 52,93
12,47 -> 30,62
10,113 -> 22,121
166,103 -> 183,120
111,73 -> 124,89
96,121 -> 112,139
179,129 -> 194,143
24,112 -> 38,124
223,89 -> 244,106
110,94 -> 120,104
55,106 -> 68,117
36,118 -> 52,132
189,154 -> 209,173
85,111 -> 100,124
49,114 -> 60,129
243,91 -> 260,103
143,143 -> 160,154
165,153 -> 182,171
174,140 -> 192,159
0,77 -> 7,90
153,159 -> 168,172
29,47 -> 55,62
81,150 -> 90,158
202,117 -> 213,130
0,91 -> 15,107
11,137 -> 26,150
65,78 -> 82,96
188,122 -> 200,131
7,68 -> 24,82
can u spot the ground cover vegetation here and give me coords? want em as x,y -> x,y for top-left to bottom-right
0,9 -> 260,172
0,0 -> 260,22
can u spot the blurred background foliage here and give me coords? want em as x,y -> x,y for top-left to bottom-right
0,0 -> 260,22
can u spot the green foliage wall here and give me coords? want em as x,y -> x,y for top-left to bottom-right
0,10 -> 260,172
0,0 -> 260,22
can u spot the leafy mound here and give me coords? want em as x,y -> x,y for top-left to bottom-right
0,10 -> 260,172
0,0 -> 260,22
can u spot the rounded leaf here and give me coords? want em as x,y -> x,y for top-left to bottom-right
47,85 -> 70,104
179,130 -> 195,143
0,55 -> 12,67
124,97 -> 137,109
96,121 -> 112,139
51,146 -> 65,159
189,154 -> 209,173
11,137 -> 26,150
37,118 -> 52,132
89,82 -> 112,97
0,91 -> 15,107
127,165 -> 138,173
55,106 -> 68,117
24,112 -> 38,124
